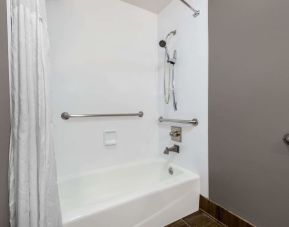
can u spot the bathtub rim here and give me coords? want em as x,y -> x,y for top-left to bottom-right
57,159 -> 199,183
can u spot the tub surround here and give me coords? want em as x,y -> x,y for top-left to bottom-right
46,0 -> 208,226
47,0 -> 159,179
158,0 -> 209,196
47,0 -> 209,195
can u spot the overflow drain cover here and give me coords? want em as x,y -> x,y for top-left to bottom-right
168,167 -> 174,175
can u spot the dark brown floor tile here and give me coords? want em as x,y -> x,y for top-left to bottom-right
183,211 -> 215,227
166,219 -> 189,227
205,222 -> 225,227
200,196 -> 255,227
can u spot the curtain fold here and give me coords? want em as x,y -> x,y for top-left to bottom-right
9,0 -> 62,226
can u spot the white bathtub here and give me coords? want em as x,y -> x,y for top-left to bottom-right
58,160 -> 200,227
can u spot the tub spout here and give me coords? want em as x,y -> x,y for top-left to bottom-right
164,145 -> 180,155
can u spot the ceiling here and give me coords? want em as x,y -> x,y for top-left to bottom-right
120,0 -> 173,14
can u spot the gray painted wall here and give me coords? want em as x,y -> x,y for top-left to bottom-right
209,0 -> 289,226
0,0 -> 10,226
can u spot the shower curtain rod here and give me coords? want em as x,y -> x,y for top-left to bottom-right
179,0 -> 200,17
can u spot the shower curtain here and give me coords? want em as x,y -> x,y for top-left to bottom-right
9,0 -> 62,226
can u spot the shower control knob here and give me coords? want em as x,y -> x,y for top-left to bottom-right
283,133 -> 289,145
170,131 -> 181,137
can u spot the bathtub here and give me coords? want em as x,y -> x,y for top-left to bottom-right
58,160 -> 200,227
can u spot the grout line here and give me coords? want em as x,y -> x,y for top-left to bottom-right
180,219 -> 191,227
200,209 -> 228,227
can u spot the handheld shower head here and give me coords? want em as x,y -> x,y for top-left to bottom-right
159,30 -> 177,64
159,30 -> 177,48
159,30 -> 177,49
159,40 -> 167,48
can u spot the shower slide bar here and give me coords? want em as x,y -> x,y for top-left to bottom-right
179,0 -> 200,17
61,111 -> 144,120
159,117 -> 199,126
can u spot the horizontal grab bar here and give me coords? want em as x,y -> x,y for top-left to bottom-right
61,111 -> 144,120
159,117 -> 198,126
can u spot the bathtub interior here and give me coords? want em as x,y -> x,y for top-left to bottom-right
58,161 -> 198,213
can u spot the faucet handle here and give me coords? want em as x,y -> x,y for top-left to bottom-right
170,131 -> 181,137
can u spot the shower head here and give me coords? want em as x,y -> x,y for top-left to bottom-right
159,40 -> 167,48
179,0 -> 200,18
193,10 -> 200,17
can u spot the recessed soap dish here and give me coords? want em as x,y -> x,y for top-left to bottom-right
103,130 -> 117,146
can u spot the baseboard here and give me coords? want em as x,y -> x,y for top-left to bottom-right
199,195 -> 256,227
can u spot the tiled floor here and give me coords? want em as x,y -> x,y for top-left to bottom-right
166,211 -> 225,227
199,196 -> 254,227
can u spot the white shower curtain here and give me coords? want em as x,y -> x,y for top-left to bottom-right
9,0 -> 62,226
